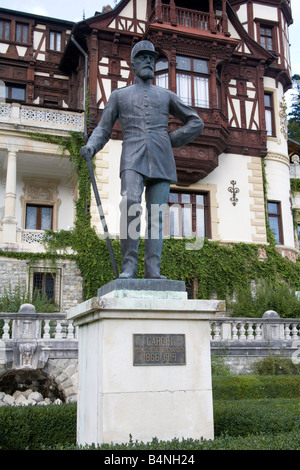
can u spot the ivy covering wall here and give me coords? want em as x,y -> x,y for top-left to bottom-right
1,132 -> 299,308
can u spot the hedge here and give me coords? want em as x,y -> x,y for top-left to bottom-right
212,375 -> 300,400
0,403 -> 76,450
214,398 -> 300,437
57,431 -> 300,450
1,397 -> 300,450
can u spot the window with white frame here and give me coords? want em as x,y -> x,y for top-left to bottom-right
268,201 -> 283,245
25,204 -> 53,231
176,56 -> 209,108
165,191 -> 210,238
155,57 -> 169,89
49,31 -> 62,51
264,92 -> 275,137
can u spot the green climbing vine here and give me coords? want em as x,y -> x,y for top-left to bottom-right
0,131 -> 299,306
291,178 -> 300,195
261,158 -> 276,246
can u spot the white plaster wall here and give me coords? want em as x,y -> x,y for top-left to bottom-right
253,3 -> 278,21
201,153 -> 253,243
0,180 -> 4,223
227,20 -> 242,41
264,78 -> 289,155
264,158 -> 294,247
57,182 -> 75,230
118,1 -> 133,18
104,140 -> 122,236
13,174 -> 75,232
263,77 -> 294,248
136,0 -> 148,21
234,3 -> 248,24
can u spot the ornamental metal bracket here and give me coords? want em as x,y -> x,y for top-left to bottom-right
228,180 -> 240,206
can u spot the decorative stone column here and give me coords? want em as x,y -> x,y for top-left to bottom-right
2,148 -> 18,243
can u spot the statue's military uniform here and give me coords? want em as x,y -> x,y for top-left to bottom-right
84,41 -> 204,279
87,83 -> 203,184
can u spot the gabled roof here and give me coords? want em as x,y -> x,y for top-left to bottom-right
226,2 -> 276,63
0,7 -> 74,27
60,0 -> 277,73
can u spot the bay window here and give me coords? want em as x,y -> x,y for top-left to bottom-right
176,56 -> 209,108
155,55 -> 210,108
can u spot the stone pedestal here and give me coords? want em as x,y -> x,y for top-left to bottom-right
67,279 -> 225,446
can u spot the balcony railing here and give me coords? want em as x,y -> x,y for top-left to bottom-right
148,3 -> 228,35
0,102 -> 84,133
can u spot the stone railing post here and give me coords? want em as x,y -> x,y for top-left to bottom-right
262,310 -> 284,341
11,303 -> 41,340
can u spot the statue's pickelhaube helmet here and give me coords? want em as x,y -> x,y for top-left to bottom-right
131,40 -> 159,63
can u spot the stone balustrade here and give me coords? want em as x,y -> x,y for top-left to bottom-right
0,309 -> 77,342
0,102 -> 84,133
0,304 -> 78,373
1,307 -> 299,345
210,310 -> 300,373
0,306 -> 299,378
210,311 -> 300,342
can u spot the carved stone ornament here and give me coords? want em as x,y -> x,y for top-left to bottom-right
19,343 -> 37,368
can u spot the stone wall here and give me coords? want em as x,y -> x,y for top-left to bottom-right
0,358 -> 78,403
0,256 -> 83,312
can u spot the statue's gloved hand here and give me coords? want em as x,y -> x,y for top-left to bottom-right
80,145 -> 95,161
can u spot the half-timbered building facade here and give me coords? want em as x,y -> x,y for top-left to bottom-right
0,0 -> 298,307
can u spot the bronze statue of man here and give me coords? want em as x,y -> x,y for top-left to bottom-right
80,40 -> 204,279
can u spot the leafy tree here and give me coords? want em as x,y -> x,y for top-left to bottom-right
288,74 -> 300,142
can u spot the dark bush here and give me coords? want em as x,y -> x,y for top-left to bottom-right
213,375 -> 300,400
0,403 -> 76,450
213,398 -> 300,437
253,356 -> 300,375
1,377 -> 300,450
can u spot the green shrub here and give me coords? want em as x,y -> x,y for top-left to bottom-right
213,398 -> 300,437
212,375 -> 300,400
253,356 -> 300,375
211,354 -> 231,376
0,403 -> 76,450
48,430 -> 300,451
230,280 -> 300,318
0,284 -> 58,313
1,379 -> 300,450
